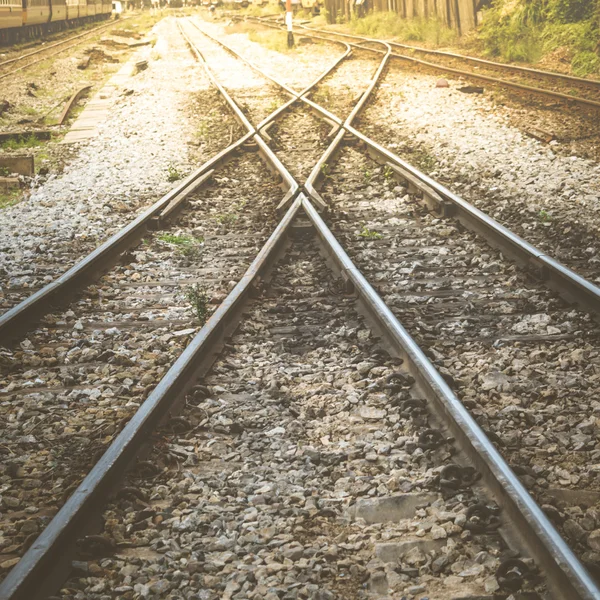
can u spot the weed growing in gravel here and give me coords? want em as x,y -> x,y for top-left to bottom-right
312,88 -> 332,105
159,233 -> 204,259
167,165 -> 182,183
185,284 -> 210,325
1,134 -> 42,151
0,166 -> 10,176
0,189 -> 22,210
359,224 -> 383,239
538,209 -> 552,223
196,121 -> 209,141
363,168 -> 373,184
320,163 -> 332,180
383,165 -> 394,182
215,213 -> 238,227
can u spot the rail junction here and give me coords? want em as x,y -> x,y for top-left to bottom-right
1,11 -> 600,600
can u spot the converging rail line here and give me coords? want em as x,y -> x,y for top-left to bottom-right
1,13 -> 600,600
251,14 -> 600,112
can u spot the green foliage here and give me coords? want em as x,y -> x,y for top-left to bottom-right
1,134 -> 42,151
158,233 -> 204,259
0,189 -> 22,210
167,165 -> 182,183
247,28 -> 294,53
480,2 -> 544,62
547,0 -> 597,23
320,162 -> 332,180
215,212 -> 238,227
538,208 -> 552,222
480,0 -> 600,73
349,12 -> 457,45
359,224 -> 383,239
185,283 -> 209,325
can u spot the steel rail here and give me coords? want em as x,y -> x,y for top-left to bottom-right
0,135 -> 252,343
0,15 -> 340,343
304,35 -> 391,207
299,21 -> 600,90
0,18 -> 118,82
237,15 -> 600,314
0,19 -> 118,70
172,25 -> 600,597
0,16 -> 336,597
300,194 -> 600,600
2,15 -> 599,600
183,24 -> 600,595
186,18 -> 349,133
0,195 -> 304,600
254,16 -> 600,111
0,15 -> 357,595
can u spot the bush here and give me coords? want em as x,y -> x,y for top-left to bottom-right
480,0 -> 600,71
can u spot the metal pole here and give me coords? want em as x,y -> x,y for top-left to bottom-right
286,0 -> 294,48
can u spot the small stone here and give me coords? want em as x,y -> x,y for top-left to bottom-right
484,575 -> 500,593
588,529 -> 600,552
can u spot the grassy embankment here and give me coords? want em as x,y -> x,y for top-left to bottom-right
310,1 -> 600,77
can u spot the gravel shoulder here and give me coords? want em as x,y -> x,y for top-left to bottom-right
359,62 -> 600,280
0,16 -> 242,315
194,15 -> 343,92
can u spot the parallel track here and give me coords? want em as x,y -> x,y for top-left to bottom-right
252,15 -> 600,112
0,17 -> 117,82
2,14 -> 600,600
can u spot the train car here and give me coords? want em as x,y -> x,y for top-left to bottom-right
0,0 -> 23,42
50,0 -> 67,22
65,0 -> 79,20
77,0 -> 87,18
24,0 -> 51,29
0,0 -> 110,43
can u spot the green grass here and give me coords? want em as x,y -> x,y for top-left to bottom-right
1,134 -> 43,151
158,233 -> 203,246
241,4 -> 282,17
358,224 -> 383,239
348,12 -> 458,46
158,233 -> 204,259
0,189 -> 22,210
167,165 -> 183,183
247,28 -> 294,52
479,0 -> 600,74
185,283 -> 210,325
215,213 -> 238,226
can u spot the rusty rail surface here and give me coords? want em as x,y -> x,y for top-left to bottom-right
3,15 -> 600,600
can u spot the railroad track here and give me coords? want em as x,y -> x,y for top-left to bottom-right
254,14 -> 600,112
0,18 -> 118,82
1,14 -> 600,600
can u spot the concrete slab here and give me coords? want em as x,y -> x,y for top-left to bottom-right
349,493 -> 438,524
0,155 -> 34,176
375,539 -> 447,563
